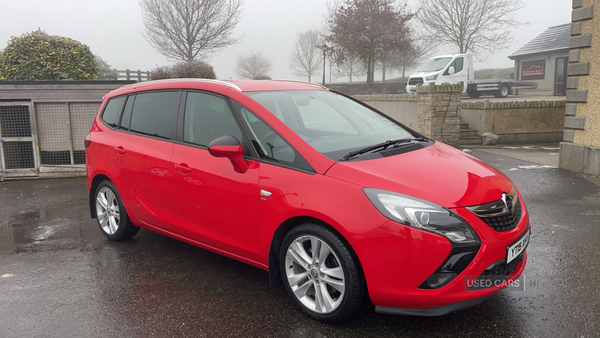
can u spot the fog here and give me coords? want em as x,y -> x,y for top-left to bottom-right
0,0 -> 573,82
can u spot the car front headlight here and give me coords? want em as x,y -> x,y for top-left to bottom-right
425,74 -> 438,81
364,188 -> 479,244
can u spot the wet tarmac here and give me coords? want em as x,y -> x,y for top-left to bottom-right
1,149 -> 599,337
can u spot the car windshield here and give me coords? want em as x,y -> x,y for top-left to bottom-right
418,57 -> 452,72
246,90 -> 416,161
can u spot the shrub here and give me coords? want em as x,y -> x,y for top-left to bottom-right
150,65 -> 172,80
252,75 -> 272,80
95,55 -> 118,80
0,32 -> 98,80
150,60 -> 216,80
171,60 -> 216,79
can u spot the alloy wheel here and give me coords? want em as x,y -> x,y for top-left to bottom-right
96,187 -> 120,235
284,235 -> 346,314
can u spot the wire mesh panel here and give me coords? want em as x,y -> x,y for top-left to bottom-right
0,105 -> 36,170
35,102 -> 72,165
70,102 -> 101,164
0,106 -> 32,138
2,142 -> 35,169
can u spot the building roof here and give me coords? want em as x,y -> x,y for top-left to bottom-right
508,24 -> 571,59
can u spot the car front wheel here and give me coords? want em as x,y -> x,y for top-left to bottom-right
280,222 -> 364,323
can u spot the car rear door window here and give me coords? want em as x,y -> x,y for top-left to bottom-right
119,95 -> 135,130
130,91 -> 180,139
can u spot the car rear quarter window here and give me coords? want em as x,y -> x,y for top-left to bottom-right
101,96 -> 126,128
129,91 -> 180,139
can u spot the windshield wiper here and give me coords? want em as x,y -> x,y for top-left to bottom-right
340,137 -> 427,161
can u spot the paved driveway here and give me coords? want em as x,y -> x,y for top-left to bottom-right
1,149 -> 598,337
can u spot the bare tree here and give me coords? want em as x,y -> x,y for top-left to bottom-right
289,29 -> 323,82
235,51 -> 273,79
326,0 -> 414,83
139,0 -> 243,61
416,0 -> 527,61
387,37 -> 433,79
333,52 -> 366,82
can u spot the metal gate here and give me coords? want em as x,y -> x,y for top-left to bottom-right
0,102 -> 38,179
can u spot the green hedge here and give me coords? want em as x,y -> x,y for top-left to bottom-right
0,32 -> 98,80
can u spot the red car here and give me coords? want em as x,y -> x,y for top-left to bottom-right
85,79 -> 529,322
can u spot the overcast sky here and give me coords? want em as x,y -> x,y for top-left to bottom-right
0,0 -> 573,81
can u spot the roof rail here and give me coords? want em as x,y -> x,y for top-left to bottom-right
272,79 -> 329,90
120,78 -> 242,92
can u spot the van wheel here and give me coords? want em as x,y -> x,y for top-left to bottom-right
280,222 -> 364,323
494,84 -> 510,98
95,181 -> 139,241
468,91 -> 481,98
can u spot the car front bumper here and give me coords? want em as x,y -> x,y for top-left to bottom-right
352,205 -> 529,315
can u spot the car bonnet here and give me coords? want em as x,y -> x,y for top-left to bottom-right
325,141 -> 514,208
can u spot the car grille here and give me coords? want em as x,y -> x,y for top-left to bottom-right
468,253 -> 524,290
467,187 -> 522,232
480,201 -> 522,232
408,77 -> 424,85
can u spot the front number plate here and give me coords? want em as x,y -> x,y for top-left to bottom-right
506,228 -> 530,264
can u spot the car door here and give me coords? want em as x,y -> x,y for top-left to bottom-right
229,100 -> 318,264
110,91 -> 180,232
170,91 -> 260,260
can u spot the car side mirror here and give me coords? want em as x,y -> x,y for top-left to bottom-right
447,66 -> 455,75
208,135 -> 249,173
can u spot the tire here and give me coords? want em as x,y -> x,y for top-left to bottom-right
95,180 -> 140,241
280,222 -> 364,323
494,84 -> 510,98
467,91 -> 481,98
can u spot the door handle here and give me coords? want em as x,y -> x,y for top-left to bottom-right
113,146 -> 125,155
174,163 -> 191,173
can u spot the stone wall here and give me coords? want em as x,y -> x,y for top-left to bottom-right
461,100 -> 566,143
326,82 -> 406,96
355,87 -> 566,145
416,83 -> 463,145
354,94 -> 418,130
560,0 -> 600,176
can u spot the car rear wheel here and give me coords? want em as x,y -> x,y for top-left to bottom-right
280,222 -> 364,323
95,180 -> 139,241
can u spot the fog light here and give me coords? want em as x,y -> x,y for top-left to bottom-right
425,273 -> 457,288
419,246 -> 480,289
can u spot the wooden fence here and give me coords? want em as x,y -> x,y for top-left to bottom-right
117,69 -> 150,82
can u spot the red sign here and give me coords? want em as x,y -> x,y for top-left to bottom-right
521,60 -> 545,80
